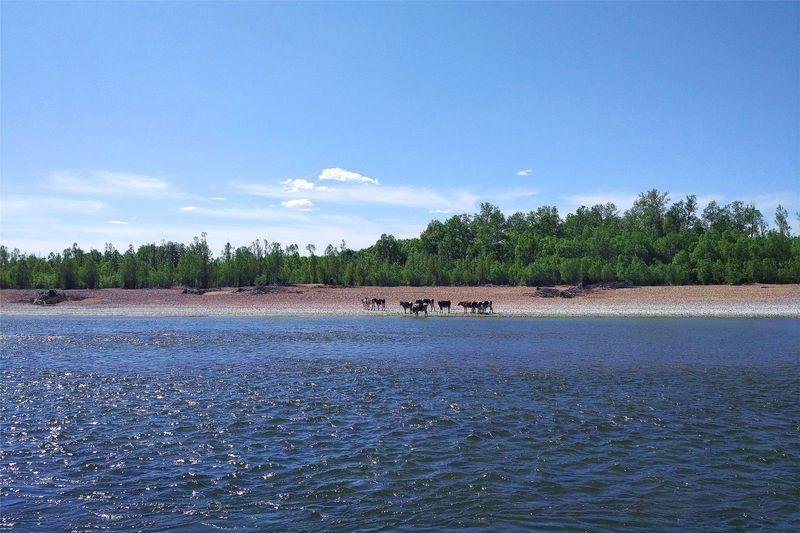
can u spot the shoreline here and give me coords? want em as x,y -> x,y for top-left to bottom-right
1,284 -> 798,318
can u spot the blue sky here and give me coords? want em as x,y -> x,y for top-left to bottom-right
1,1 -> 798,254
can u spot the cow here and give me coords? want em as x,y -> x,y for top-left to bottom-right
411,302 -> 428,317
414,298 -> 434,310
362,297 -> 385,310
481,300 -> 493,314
437,300 -> 451,313
458,301 -> 471,313
400,301 -> 413,314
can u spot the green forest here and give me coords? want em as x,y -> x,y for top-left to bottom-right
1,190 -> 798,289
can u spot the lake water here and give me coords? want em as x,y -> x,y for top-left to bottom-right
1,316 -> 799,530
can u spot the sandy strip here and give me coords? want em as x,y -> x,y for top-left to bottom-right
1,285 -> 798,318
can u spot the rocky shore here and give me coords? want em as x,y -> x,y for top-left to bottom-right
1,284 -> 798,317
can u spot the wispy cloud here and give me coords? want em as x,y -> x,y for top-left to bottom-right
748,192 -> 799,209
46,170 -> 174,198
486,188 -> 539,202
235,166 -> 503,213
236,181 -> 478,212
108,220 -> 128,225
1,195 -> 107,216
0,208 -> 429,255
319,167 -> 379,185
179,205 -> 305,221
516,168 -> 532,176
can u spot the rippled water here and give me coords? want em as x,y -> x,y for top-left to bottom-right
1,316 -> 799,530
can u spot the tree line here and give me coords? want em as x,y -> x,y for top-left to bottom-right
1,190 -> 798,289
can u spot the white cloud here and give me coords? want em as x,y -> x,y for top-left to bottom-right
281,198 -> 314,211
180,206 -> 197,212
108,220 -> 128,225
46,170 -> 174,198
281,178 -> 316,192
319,167 -> 379,185
209,196 -> 226,201
516,168 -> 532,176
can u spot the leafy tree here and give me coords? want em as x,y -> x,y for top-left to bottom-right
2,192 -> 798,289
775,205 -> 790,236
120,246 -> 138,289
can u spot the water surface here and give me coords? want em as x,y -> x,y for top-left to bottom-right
1,317 -> 799,529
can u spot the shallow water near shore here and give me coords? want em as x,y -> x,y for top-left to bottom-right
1,316 -> 799,529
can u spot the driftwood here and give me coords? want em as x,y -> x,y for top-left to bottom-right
534,287 -> 562,298
533,286 -> 580,298
31,289 -> 86,306
534,281 -> 633,299
252,285 -> 283,295
182,287 -> 206,295
232,285 -> 302,295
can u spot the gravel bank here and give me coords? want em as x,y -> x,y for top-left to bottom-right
1,285 -> 798,317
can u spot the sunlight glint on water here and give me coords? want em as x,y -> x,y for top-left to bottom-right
1,317 -> 799,529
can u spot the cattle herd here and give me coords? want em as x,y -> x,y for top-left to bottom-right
362,296 -> 493,316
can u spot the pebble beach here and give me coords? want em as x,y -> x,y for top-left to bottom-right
1,284 -> 798,317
